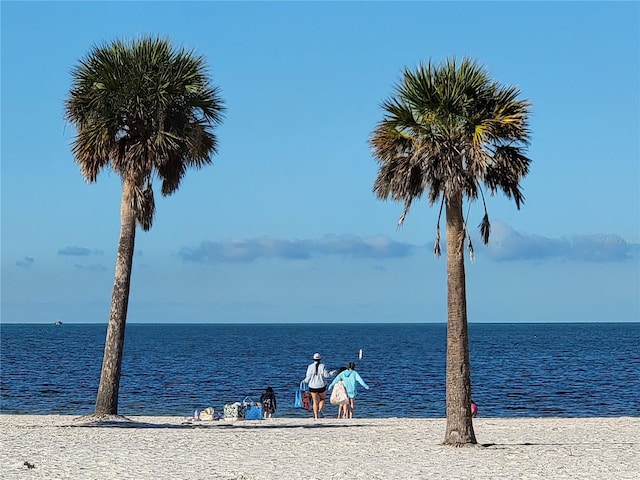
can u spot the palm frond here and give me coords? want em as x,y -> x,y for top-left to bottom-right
433,196 -> 445,257
135,184 -> 155,231
484,145 -> 531,209
479,213 -> 491,245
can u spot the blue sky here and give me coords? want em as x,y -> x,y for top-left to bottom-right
1,1 -> 638,324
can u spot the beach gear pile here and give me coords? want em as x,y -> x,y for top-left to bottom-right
191,396 -> 265,422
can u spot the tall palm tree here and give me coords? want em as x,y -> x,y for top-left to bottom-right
370,57 -> 531,445
65,37 -> 224,416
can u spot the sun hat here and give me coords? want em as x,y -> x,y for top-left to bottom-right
313,353 -> 321,360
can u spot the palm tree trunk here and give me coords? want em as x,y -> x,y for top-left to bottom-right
443,190 -> 477,445
94,182 -> 137,415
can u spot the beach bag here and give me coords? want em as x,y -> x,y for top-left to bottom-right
199,406 -> 215,421
242,397 -> 263,420
302,391 -> 311,411
330,381 -> 349,405
294,382 -> 312,411
223,402 -> 245,420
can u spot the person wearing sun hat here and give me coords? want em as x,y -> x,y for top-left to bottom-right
302,352 -> 336,419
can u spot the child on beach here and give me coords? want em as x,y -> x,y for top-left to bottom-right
328,362 -> 369,418
260,387 -> 277,418
335,366 -> 349,418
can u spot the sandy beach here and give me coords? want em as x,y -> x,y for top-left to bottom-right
1,415 -> 638,479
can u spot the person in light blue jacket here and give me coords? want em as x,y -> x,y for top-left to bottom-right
328,362 -> 369,418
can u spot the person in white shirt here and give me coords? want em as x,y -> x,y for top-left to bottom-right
302,352 -> 335,419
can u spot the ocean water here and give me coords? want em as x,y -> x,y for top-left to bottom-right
1,323 -> 638,418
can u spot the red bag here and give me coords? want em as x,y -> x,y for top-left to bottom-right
301,390 -> 312,411
295,382 -> 312,411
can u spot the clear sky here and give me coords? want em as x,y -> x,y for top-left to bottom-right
1,1 -> 639,324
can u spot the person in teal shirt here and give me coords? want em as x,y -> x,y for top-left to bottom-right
328,362 -> 369,418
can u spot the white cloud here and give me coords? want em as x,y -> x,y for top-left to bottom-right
482,221 -> 638,262
178,234 -> 415,263
15,256 -> 35,268
58,246 -> 103,256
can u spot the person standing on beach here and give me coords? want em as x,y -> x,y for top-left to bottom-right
302,353 -> 335,419
334,366 -> 349,418
328,361 -> 369,418
260,387 -> 277,419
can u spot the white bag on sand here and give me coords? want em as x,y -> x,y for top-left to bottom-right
199,407 -> 215,420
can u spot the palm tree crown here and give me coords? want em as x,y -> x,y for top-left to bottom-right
65,36 -> 224,230
371,57 -> 531,250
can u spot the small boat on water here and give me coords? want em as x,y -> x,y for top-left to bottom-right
55,320 -> 63,326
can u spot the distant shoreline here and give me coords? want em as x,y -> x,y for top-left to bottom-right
2,321 -> 639,325
1,415 -> 638,479
2,412 -> 639,419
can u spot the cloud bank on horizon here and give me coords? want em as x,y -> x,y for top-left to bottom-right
15,223 -> 637,270
178,234 -> 416,263
176,222 -> 639,265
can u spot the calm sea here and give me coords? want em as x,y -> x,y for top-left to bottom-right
1,323 -> 638,418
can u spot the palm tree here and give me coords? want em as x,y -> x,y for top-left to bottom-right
370,57 -> 531,445
65,37 -> 224,416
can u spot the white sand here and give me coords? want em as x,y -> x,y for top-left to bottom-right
1,415 -> 638,479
